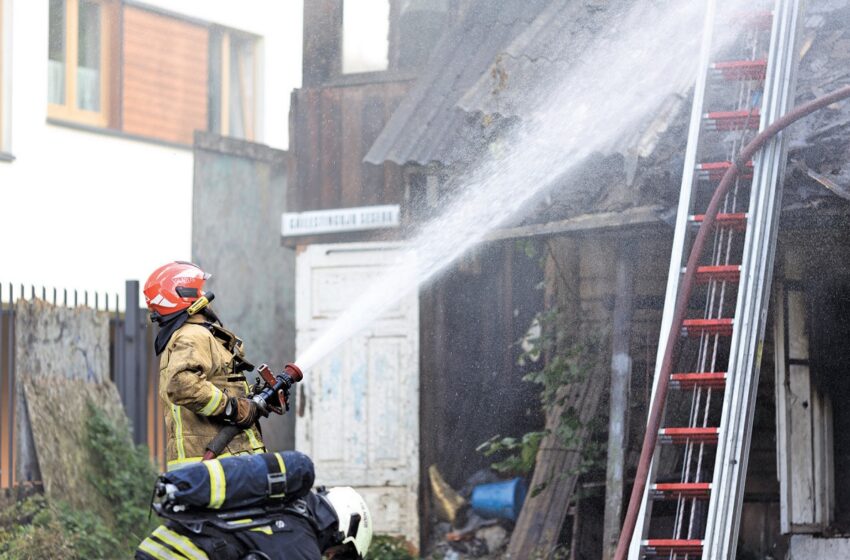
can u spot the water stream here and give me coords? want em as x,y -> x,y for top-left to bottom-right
295,0 -> 746,371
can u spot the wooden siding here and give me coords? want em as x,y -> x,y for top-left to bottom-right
288,80 -> 412,228
121,6 -> 208,145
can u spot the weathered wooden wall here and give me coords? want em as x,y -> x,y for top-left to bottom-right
504,228 -> 678,557
287,80 -> 412,244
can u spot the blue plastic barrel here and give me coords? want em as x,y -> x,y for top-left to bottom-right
470,477 -> 527,521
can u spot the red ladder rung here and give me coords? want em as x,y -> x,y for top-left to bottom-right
670,372 -> 727,390
682,318 -> 734,336
694,264 -> 741,284
711,59 -> 768,81
650,482 -> 712,500
690,213 -> 747,231
696,160 -> 754,181
659,427 -> 719,445
703,109 -> 761,131
642,539 -> 703,556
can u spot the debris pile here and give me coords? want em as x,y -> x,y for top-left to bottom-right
427,466 -> 524,559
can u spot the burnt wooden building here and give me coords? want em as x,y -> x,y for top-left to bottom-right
287,0 -> 850,557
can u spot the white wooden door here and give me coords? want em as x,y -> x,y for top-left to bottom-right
295,242 -> 419,543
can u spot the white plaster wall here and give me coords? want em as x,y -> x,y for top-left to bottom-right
0,0 -> 301,298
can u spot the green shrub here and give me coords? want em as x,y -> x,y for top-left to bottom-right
85,402 -> 159,547
0,496 -> 115,560
368,535 -> 417,560
0,401 -> 159,559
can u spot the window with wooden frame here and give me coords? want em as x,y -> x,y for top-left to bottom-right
48,0 -> 117,127
208,28 -> 259,141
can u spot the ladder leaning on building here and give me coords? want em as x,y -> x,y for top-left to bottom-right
618,0 -> 806,557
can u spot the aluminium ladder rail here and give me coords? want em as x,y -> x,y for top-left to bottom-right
702,2 -> 803,556
626,0 -> 803,558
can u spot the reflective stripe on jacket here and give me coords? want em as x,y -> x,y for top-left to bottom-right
160,314 -> 264,469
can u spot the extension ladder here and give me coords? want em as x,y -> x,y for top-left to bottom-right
627,1 -> 803,558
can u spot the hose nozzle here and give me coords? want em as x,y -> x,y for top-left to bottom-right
283,363 -> 303,382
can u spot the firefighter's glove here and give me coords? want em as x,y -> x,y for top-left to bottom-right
222,397 -> 261,429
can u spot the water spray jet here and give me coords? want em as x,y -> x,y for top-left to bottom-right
294,1 -> 751,375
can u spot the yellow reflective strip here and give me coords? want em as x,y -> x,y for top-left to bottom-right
167,453 -> 234,471
139,537 -> 186,560
225,518 -> 272,535
243,427 -> 264,452
274,452 -> 287,476
153,527 -> 208,560
238,381 -> 265,452
203,459 -> 226,509
170,405 -> 185,460
167,457 -> 202,471
268,452 -> 287,498
198,388 -> 224,416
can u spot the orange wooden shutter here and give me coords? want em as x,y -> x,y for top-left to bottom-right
122,6 -> 208,144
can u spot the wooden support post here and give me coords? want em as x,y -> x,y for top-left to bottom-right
602,242 -> 635,560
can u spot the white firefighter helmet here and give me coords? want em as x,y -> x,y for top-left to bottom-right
325,486 -> 373,558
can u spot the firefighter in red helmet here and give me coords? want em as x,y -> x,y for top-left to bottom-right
143,261 -> 265,470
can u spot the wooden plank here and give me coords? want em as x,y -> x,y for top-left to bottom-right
301,89 -> 321,210
787,285 -> 814,526
483,205 -> 667,242
318,89 -> 342,208
789,361 -> 816,526
602,243 -> 636,560
340,87 -> 363,207
812,390 -> 834,528
361,94 -> 386,206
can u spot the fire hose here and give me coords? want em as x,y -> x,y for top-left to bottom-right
202,362 -> 304,461
615,84 -> 850,560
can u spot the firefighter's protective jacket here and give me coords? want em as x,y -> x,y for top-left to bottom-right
160,314 -> 265,470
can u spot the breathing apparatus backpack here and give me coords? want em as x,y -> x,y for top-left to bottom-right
153,451 -> 315,514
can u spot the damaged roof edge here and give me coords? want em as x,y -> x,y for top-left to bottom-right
482,204 -> 672,242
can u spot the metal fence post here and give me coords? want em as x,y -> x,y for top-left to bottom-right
123,281 -> 146,445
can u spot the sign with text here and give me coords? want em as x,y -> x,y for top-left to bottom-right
282,205 -> 400,237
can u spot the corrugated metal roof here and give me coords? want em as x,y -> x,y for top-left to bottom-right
457,0 -> 615,118
363,0 -> 551,166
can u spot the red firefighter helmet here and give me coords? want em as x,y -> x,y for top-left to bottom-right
143,261 -> 210,317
